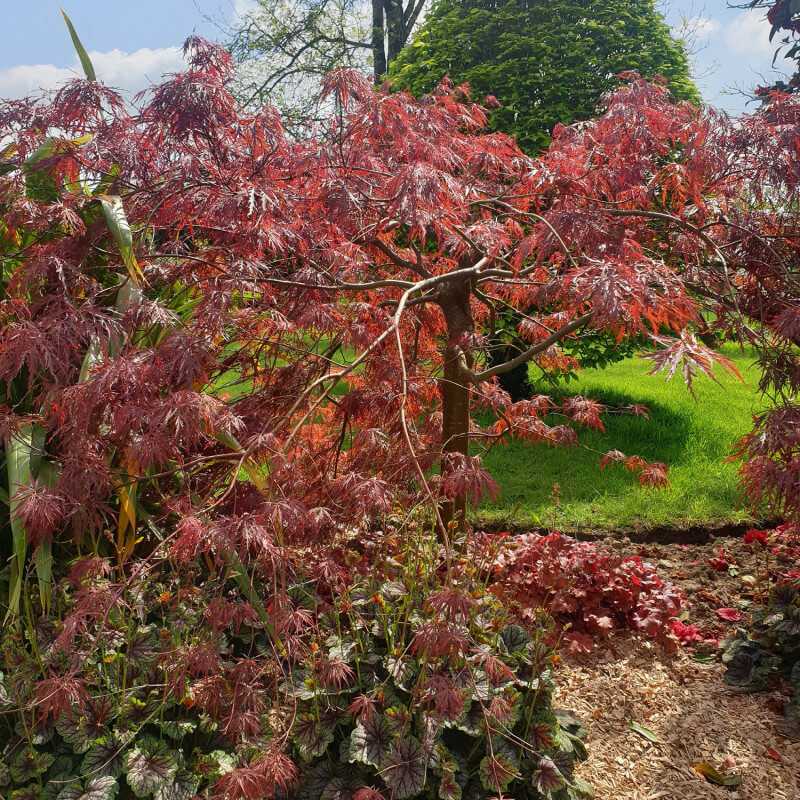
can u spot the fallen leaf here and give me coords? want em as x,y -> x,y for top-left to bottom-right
715,607 -> 743,622
766,747 -> 782,762
630,721 -> 661,743
692,761 -> 742,787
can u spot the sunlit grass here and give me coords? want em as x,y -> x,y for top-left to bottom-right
477,344 -> 765,531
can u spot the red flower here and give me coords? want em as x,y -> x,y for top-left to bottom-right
670,619 -> 703,644
708,548 -> 731,572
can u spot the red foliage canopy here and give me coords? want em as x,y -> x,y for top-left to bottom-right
1,37 -> 799,578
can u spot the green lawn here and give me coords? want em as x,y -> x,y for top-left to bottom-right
477,344 -> 765,532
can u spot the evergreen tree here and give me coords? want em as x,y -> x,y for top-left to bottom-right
390,0 -> 699,152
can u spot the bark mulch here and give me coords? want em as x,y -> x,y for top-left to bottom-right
553,532 -> 800,799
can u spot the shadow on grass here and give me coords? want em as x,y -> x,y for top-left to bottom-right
478,384 -> 743,527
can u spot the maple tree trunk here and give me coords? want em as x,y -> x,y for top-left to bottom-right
439,277 -> 474,531
371,0 -> 387,81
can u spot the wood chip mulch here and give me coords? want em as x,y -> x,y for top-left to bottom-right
552,531 -> 800,799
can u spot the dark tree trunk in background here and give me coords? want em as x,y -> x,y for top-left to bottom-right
488,321 -> 533,402
438,277 -> 474,530
384,0 -> 406,64
371,0 -> 387,81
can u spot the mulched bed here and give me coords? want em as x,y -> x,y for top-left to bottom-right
553,532 -> 800,799
611,532 -> 776,639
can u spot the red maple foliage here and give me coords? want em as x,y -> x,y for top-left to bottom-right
2,40 -> 799,558
3,28 -> 800,796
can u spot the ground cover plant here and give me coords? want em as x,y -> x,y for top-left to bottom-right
2,10 -> 800,800
480,344 -> 763,530
722,523 -> 800,739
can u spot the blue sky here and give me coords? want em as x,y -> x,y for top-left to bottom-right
0,1 -> 794,115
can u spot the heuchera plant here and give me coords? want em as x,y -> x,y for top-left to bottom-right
0,528 -> 592,800
493,533 -> 683,653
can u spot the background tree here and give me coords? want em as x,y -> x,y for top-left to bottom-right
732,1 -> 800,95
228,0 -> 427,129
389,0 -> 699,152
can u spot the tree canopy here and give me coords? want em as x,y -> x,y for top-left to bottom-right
227,0 -> 428,130
389,0 -> 700,151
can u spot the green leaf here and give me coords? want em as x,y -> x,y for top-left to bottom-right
57,776 -> 118,800
82,735 -> 126,779
78,338 -> 102,383
56,713 -> 93,754
123,737 -> 178,798
23,134 -> 92,202
32,434 -> 57,610
157,718 -> 196,741
293,713 -> 336,760
569,775 -> 595,798
11,786 -> 42,800
629,720 -> 661,744
500,624 -> 529,654
61,10 -> 97,81
154,769 -> 199,800
35,537 -> 53,613
192,750 -> 235,782
99,195 -> 144,286
438,764 -> 462,800
5,425 -> 33,621
10,748 -> 54,784
479,752 -> 519,792
692,761 -> 742,787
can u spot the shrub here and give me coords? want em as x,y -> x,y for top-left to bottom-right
0,528 -> 591,800
493,533 -> 683,653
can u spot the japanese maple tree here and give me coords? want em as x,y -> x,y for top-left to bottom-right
3,37 -> 800,570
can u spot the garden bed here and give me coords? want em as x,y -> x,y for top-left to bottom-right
558,640 -> 799,799
555,532 -> 800,799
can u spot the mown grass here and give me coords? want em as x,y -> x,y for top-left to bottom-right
477,344 -> 765,532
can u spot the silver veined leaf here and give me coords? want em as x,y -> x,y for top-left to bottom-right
154,769 -> 200,800
381,737 -> 427,799
56,776 -> 118,800
82,735 -> 127,779
123,737 -> 178,798
55,714 -> 93,754
293,713 -> 336,760
347,714 -> 392,768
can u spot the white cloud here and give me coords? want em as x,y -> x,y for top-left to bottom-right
686,15 -> 720,39
0,46 -> 186,100
724,9 -> 776,57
